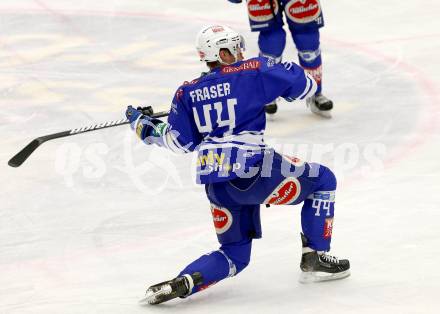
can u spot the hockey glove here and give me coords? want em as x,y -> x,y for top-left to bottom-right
125,105 -> 153,123
125,105 -> 168,145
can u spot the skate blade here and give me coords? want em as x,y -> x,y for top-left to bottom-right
138,296 -> 150,305
139,284 -> 172,305
307,102 -> 332,119
139,293 -> 158,305
309,106 -> 332,119
299,270 -> 350,283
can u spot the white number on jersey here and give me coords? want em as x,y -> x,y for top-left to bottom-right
193,98 -> 237,135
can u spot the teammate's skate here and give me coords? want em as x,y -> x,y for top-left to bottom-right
140,272 -> 203,305
306,93 -> 333,118
299,233 -> 350,283
265,100 -> 278,115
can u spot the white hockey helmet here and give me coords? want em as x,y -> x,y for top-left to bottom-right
196,25 -> 245,64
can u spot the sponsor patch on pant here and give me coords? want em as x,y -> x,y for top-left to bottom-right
264,177 -> 301,205
323,218 -> 333,239
285,0 -> 321,24
247,0 -> 279,23
211,204 -> 233,234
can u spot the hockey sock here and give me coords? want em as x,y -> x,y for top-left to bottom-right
178,239 -> 252,295
301,166 -> 336,251
292,28 -> 322,93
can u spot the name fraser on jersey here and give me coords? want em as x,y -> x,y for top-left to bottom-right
189,83 -> 231,102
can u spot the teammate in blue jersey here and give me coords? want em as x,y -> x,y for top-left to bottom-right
126,25 -> 350,305
227,0 -> 333,117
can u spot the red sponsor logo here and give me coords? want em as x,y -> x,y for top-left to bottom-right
285,0 -> 321,24
198,50 -> 206,59
211,26 -> 224,33
212,208 -> 228,229
304,65 -> 322,84
221,60 -> 261,74
247,0 -> 278,22
323,218 -> 333,239
211,205 -> 233,234
182,78 -> 199,86
264,178 -> 301,205
175,88 -> 183,100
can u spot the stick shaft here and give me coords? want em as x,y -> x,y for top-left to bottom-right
8,110 -> 169,168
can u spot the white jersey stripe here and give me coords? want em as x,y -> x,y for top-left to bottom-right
199,142 -> 267,151
298,73 -> 317,100
205,132 -> 264,146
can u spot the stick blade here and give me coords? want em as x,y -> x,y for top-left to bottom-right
8,139 -> 42,168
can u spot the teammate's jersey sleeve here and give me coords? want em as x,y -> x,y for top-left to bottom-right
166,87 -> 203,153
260,61 -> 317,103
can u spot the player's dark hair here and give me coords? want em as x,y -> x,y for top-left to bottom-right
207,48 -> 232,69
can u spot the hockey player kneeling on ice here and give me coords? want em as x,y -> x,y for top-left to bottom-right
126,25 -> 350,305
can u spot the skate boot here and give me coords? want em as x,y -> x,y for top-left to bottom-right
299,233 -> 350,283
265,100 -> 278,115
140,272 -> 203,305
306,93 -> 333,118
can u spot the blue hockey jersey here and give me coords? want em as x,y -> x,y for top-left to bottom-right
135,56 -> 317,184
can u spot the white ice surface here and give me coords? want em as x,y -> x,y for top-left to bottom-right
1,1 -> 440,313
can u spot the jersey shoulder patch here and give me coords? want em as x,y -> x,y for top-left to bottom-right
175,74 -> 205,100
221,58 -> 262,74
182,77 -> 200,86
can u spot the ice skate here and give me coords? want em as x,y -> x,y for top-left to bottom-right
306,93 -> 333,118
265,100 -> 278,115
299,233 -> 350,283
140,272 -> 203,305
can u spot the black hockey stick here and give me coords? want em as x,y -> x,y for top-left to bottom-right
8,110 -> 170,168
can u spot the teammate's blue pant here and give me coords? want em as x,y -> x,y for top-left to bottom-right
258,27 -> 286,60
179,152 -> 337,294
247,0 -> 325,94
259,27 -> 323,94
